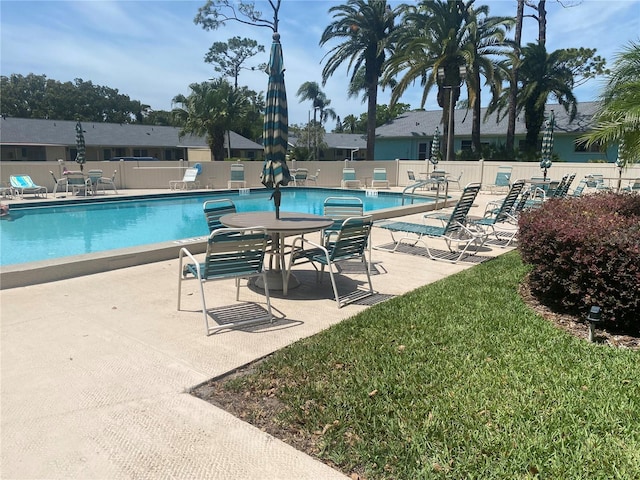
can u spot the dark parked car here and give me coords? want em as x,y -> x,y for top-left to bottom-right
109,156 -> 159,161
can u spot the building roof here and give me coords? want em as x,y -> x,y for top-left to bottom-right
0,117 -> 264,150
288,132 -> 367,149
375,101 -> 602,138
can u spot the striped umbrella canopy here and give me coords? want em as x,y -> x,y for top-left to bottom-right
539,110 -> 554,180
261,32 -> 291,218
75,121 -> 86,171
429,127 -> 440,171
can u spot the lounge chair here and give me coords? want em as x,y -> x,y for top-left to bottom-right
375,183 -> 485,263
203,199 -> 236,233
487,166 -> 512,194
178,227 -> 273,335
286,215 -> 374,307
228,163 -> 246,189
50,171 -> 69,198
470,179 -> 525,248
323,196 -> 372,271
370,168 -> 390,189
96,170 -> 118,194
10,175 -> 47,198
570,179 -> 588,197
292,168 -> 308,186
170,167 -> 200,190
341,168 -> 361,189
307,169 -> 320,186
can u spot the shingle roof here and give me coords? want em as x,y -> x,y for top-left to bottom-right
375,101 -> 601,137
0,117 -> 264,150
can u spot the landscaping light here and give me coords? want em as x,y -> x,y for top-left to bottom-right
586,306 -> 602,343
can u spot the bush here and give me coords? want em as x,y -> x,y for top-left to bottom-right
518,193 -> 640,331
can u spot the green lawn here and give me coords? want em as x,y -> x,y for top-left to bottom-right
222,251 -> 640,479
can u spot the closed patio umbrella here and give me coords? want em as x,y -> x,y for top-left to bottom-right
429,127 -> 440,172
260,32 -> 291,219
540,110 -> 554,181
75,121 -> 86,172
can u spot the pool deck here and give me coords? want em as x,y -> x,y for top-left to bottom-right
1,188 -> 516,479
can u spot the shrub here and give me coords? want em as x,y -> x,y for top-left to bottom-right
518,193 -> 640,331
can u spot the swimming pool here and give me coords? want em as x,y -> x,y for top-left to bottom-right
1,188 -> 435,267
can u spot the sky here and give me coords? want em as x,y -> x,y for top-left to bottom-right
1,0 -> 639,127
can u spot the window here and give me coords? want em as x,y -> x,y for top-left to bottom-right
575,140 -> 602,153
418,142 -> 428,160
103,149 -> 111,160
133,149 -> 148,157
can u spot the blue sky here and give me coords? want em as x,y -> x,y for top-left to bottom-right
1,1 -> 638,126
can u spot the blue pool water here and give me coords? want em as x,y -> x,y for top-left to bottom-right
0,188 -> 432,266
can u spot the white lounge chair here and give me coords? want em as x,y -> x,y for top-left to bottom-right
10,175 -> 47,198
341,168 -> 361,189
370,168 -> 390,189
170,168 -> 200,190
227,163 -> 246,189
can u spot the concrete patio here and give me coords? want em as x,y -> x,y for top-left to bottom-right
1,190 -> 515,479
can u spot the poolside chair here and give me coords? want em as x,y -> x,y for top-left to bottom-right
622,178 -> 640,194
50,171 -> 69,198
371,168 -> 390,189
0,182 -> 14,199
228,163 -> 246,189
307,169 -> 320,186
341,168 -> 361,189
322,196 -> 372,271
569,179 -> 588,197
203,198 -> 236,233
470,179 -> 525,248
95,170 -> 118,194
585,174 -> 610,192
446,171 -> 463,190
87,169 -> 103,195
64,172 -> 92,196
286,215 -> 374,307
178,227 -> 273,335
375,183 -> 485,263
293,168 -> 308,186
170,167 -> 200,190
487,166 -> 512,194
10,174 -> 47,198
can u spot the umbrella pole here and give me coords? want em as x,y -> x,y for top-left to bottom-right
271,184 -> 282,219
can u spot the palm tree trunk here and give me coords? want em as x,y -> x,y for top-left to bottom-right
507,0 -> 525,152
366,78 -> 378,161
472,69 -> 481,155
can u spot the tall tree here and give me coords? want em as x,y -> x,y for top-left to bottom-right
514,42 -> 577,152
461,4 -> 514,155
204,36 -> 265,89
320,0 -> 397,161
580,41 -> 640,167
385,0 -> 474,161
296,81 -> 336,159
172,78 -> 250,161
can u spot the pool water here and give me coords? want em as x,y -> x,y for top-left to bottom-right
0,188 -> 432,266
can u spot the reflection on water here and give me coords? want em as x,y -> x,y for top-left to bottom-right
1,189 -> 430,266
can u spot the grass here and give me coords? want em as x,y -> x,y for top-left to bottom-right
223,252 -> 640,479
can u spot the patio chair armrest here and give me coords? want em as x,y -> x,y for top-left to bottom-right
178,247 -> 200,277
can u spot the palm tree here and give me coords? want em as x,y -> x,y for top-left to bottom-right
462,6 -> 514,155
517,43 -> 577,152
320,0 -> 397,161
385,0 -> 474,162
296,81 -> 336,159
172,78 -> 250,161
580,41 -> 640,167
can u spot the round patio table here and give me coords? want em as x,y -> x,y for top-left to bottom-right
220,211 -> 334,295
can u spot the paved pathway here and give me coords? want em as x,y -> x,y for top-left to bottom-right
1,193 -> 512,479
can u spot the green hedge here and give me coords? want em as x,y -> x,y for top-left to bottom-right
518,193 -> 640,331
